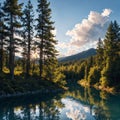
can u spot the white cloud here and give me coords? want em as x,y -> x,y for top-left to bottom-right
56,41 -> 80,57
61,8 -> 112,56
56,42 -> 69,49
102,9 -> 112,17
66,9 -> 112,47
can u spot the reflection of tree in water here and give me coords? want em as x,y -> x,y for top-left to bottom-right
0,93 -> 64,120
38,100 -> 60,120
0,86 -> 120,120
63,85 -> 120,120
92,106 -> 108,120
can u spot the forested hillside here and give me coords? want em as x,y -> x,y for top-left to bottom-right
59,48 -> 96,62
59,21 -> 120,92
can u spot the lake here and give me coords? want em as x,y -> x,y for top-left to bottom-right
0,85 -> 120,120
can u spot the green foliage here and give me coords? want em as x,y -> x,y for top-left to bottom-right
0,73 -> 62,95
100,67 -> 109,87
59,60 -> 86,84
100,21 -> 120,87
53,68 -> 66,87
96,38 -> 104,68
3,0 -> 23,80
0,0 -> 66,95
0,0 -> 120,95
21,0 -> 34,77
35,0 -> 62,85
60,20 -> 120,91
84,56 -> 94,81
88,66 -> 100,85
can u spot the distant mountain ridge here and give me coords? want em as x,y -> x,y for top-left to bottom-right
59,48 -> 96,62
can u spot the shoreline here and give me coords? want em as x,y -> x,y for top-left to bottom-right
0,74 -> 67,99
0,88 -> 64,99
78,80 -> 118,94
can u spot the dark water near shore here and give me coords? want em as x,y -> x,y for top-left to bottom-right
0,85 -> 120,120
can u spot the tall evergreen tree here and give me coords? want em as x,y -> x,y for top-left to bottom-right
96,38 -> 104,67
36,0 -> 58,79
0,3 -> 5,72
84,56 -> 93,81
3,0 -> 23,79
22,0 -> 34,77
101,21 -> 120,87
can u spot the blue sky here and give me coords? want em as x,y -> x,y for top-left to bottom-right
2,0 -> 120,56
49,0 -> 120,56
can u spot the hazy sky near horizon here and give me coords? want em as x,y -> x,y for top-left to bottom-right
2,0 -> 120,56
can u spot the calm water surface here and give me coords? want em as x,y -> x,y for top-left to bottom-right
0,85 -> 120,120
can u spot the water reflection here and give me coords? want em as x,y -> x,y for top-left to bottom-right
0,86 -> 120,120
0,93 -> 62,120
64,86 -> 120,119
61,98 -> 95,120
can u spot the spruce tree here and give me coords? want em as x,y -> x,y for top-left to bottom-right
22,0 -> 34,77
101,21 -> 120,87
96,38 -> 104,68
36,0 -> 58,79
3,0 -> 23,79
84,57 -> 93,81
0,3 -> 5,72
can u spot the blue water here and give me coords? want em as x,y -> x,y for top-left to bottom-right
0,85 -> 120,120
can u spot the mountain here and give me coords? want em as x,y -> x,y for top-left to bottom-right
59,48 -> 96,62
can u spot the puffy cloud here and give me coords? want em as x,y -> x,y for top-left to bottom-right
56,41 -> 69,49
66,9 -> 112,49
102,9 -> 112,17
57,9 -> 112,57
56,41 -> 80,56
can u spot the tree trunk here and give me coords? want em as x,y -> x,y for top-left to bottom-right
0,19 -> 3,72
0,39 -> 3,72
26,15 -> 31,77
9,13 -> 14,80
39,43 -> 43,79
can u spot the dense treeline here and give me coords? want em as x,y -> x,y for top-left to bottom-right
0,0 -> 65,95
60,21 -> 120,92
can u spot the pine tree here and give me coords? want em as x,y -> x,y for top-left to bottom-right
84,56 -> 93,81
112,21 -> 120,84
88,66 -> 100,85
0,3 -> 5,72
22,0 -> 34,77
96,38 -> 104,68
100,21 -> 120,87
3,0 -> 23,79
36,0 -> 58,79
